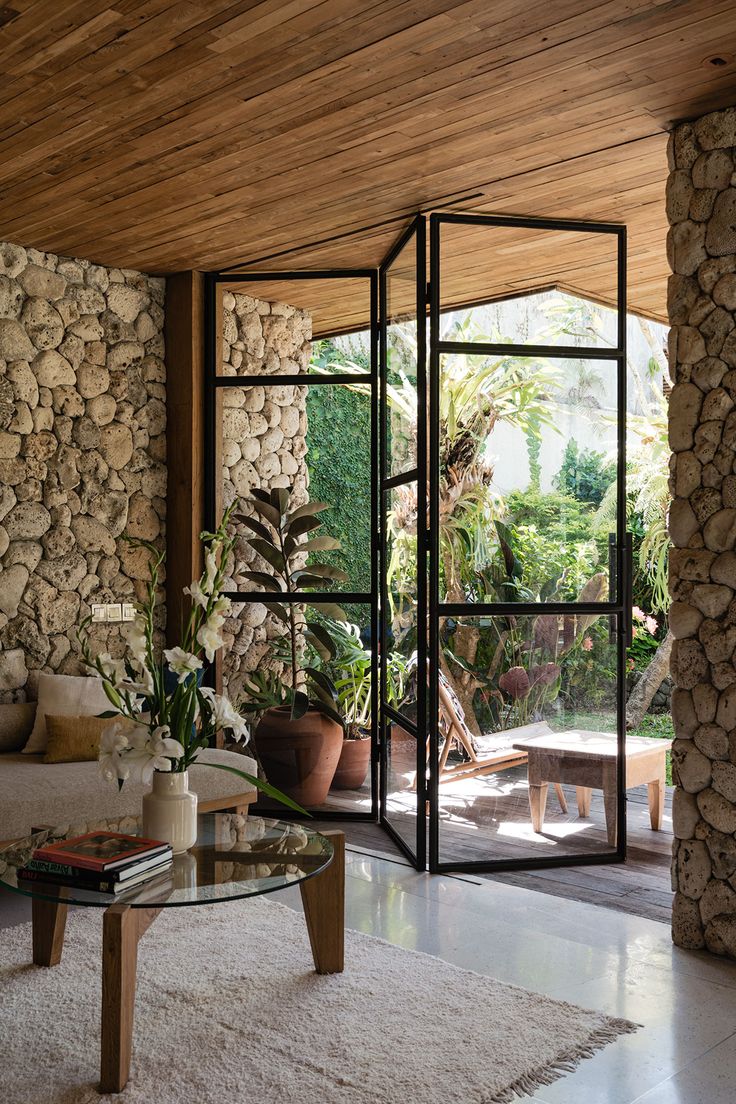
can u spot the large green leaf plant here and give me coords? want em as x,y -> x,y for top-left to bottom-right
236,487 -> 348,726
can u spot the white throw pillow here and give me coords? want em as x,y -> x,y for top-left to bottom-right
22,673 -> 112,755
0,702 -> 37,753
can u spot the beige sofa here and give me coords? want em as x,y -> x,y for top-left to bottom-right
0,748 -> 258,843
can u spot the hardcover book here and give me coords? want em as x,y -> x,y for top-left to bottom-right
27,848 -> 172,881
32,831 -> 170,873
18,859 -> 174,895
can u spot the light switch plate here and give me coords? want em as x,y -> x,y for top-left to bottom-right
91,604 -> 107,622
107,603 -> 122,622
122,603 -> 136,622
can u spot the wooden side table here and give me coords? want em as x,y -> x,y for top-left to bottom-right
511,731 -> 671,847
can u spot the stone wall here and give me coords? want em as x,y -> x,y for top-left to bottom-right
667,107 -> 736,957
0,241 -> 166,701
220,290 -> 310,699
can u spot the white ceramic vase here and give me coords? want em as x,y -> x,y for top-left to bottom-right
142,769 -> 198,854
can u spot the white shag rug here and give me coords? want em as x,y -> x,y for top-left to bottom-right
1,898 -> 636,1104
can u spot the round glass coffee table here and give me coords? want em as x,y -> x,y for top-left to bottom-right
0,813 -> 344,1093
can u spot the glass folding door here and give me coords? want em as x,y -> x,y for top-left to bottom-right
204,269 -> 379,820
427,213 -> 629,873
378,218 -> 427,865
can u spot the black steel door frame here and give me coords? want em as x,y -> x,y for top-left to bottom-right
377,215 -> 428,868
203,268 -> 380,822
427,211 -> 629,874
202,211 -> 631,871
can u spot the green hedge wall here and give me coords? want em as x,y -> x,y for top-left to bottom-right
305,384 -> 372,624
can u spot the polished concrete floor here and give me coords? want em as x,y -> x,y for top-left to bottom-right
3,844 -> 736,1103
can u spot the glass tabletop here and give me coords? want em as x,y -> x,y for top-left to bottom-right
0,813 -> 334,909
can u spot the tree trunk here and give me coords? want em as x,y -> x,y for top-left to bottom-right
625,629 -> 673,731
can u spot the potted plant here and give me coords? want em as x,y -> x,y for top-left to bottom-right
236,487 -> 348,807
79,503 -> 303,853
318,622 -> 372,791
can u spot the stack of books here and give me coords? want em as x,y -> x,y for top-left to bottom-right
19,831 -> 173,895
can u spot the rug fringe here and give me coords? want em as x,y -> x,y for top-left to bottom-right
485,1018 -> 639,1104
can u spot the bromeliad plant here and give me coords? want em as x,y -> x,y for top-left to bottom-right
78,502 -> 304,812
235,487 -> 348,726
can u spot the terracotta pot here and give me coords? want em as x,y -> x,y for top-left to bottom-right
332,737 -> 371,790
254,706 -> 343,807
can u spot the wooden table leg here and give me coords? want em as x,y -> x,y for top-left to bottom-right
100,906 -> 161,1094
553,783 -> 568,814
299,830 -> 344,974
576,786 -> 592,818
648,762 -> 666,831
32,892 -> 68,966
602,762 -> 619,847
529,783 -> 548,833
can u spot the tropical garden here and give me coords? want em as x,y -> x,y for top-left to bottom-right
306,291 -> 672,764
234,289 -> 673,808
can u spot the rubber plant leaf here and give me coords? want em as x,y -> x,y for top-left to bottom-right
263,601 -> 289,624
296,563 -> 349,582
247,538 -> 286,574
232,514 -> 273,542
289,501 -> 330,521
292,535 -> 341,555
304,666 -> 339,701
237,571 -> 283,592
287,515 -> 322,538
270,486 -> 290,520
291,571 -> 334,589
290,689 -> 311,721
305,621 -> 338,659
249,497 -> 282,529
309,601 -> 348,621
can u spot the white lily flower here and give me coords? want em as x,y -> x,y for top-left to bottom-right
197,618 -> 224,663
202,690 -> 249,743
211,594 -> 232,618
97,653 -> 128,683
98,722 -> 130,785
184,579 -> 208,609
125,615 -> 149,669
203,548 -> 219,595
164,646 -> 203,684
119,668 -> 154,698
125,725 -> 185,785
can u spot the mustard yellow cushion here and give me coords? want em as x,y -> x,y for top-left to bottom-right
42,714 -> 112,764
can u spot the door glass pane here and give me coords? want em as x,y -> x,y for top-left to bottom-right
439,222 -> 619,348
386,230 -> 419,478
437,614 -> 628,864
217,277 -> 372,374
385,718 -> 422,856
385,483 -> 418,718
230,602 -> 374,815
438,354 -> 617,604
218,381 -> 371,596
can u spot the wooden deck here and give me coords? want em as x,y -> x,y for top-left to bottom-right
307,763 -> 674,925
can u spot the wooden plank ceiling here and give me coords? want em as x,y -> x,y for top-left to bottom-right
2,0 -> 736,331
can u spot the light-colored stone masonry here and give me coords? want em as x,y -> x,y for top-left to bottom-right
668,106 -> 736,957
0,240 -> 166,700
219,290 -> 310,700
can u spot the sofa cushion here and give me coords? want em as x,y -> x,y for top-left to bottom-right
42,714 -> 112,764
0,748 -> 258,841
0,702 -> 36,753
23,673 -> 111,755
